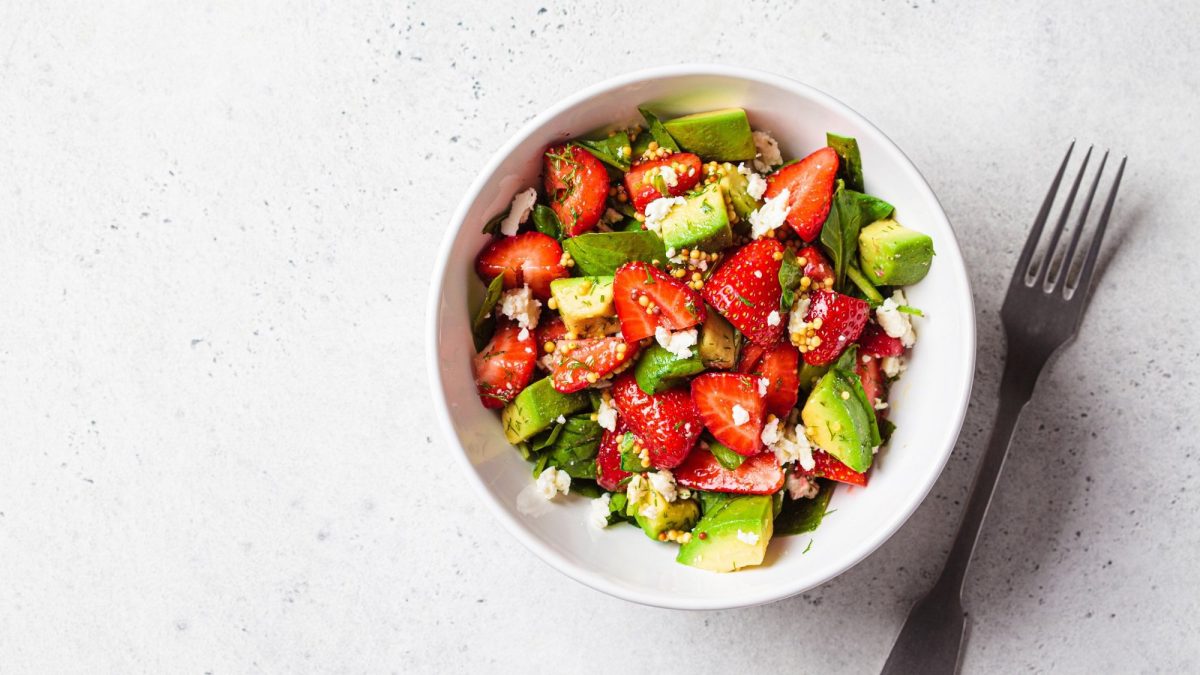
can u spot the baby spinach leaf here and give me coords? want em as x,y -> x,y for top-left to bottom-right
481,210 -> 506,236
832,345 -> 860,373
879,418 -> 896,445
697,490 -> 733,517
631,129 -> 653,159
471,273 -> 506,351
570,479 -> 604,499
531,204 -> 562,240
637,107 -> 681,153
778,247 -> 804,313
774,480 -> 836,536
545,415 -> 602,479
819,184 -> 896,291
708,438 -> 746,471
827,133 -> 864,192
575,135 -> 632,173
563,231 -> 666,276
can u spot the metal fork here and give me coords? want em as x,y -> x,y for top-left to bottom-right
880,143 -> 1127,674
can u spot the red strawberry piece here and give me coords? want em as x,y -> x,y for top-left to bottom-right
543,144 -> 609,236
549,337 -> 639,393
736,342 -> 767,373
795,245 -> 834,285
613,261 -> 706,343
858,322 -> 905,358
801,289 -> 870,366
623,152 -> 703,213
674,444 -> 785,495
475,231 -> 567,300
535,315 -> 568,347
611,373 -> 702,469
702,238 -> 785,345
855,354 -> 887,412
690,372 -> 765,456
811,450 -> 868,487
749,342 -> 800,418
763,147 -> 840,242
595,421 -> 632,491
472,321 -> 537,409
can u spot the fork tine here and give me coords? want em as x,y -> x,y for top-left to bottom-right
1054,150 -> 1109,295
1035,145 -> 1092,287
1012,141 -> 1074,287
1071,155 -> 1126,304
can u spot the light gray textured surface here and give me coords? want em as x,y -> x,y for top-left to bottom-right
2,1 -> 1198,672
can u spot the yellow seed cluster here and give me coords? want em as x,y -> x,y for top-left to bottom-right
559,250 -> 576,268
641,140 -> 670,161
657,529 -> 693,543
790,315 -> 824,354
666,247 -> 720,292
608,184 -> 629,203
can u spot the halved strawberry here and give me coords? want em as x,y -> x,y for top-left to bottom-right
811,450 -> 868,487
764,147 -> 839,242
674,444 -> 785,495
690,373 -> 765,456
855,354 -> 886,411
858,322 -> 905,358
596,421 -> 632,491
736,342 -> 767,373
549,337 -> 639,393
702,238 -> 785,345
475,231 -> 567,300
750,342 -> 800,418
611,374 -> 702,469
613,261 -> 706,343
802,289 -> 870,366
544,144 -> 609,236
796,245 -> 833,285
472,321 -> 537,409
535,315 -> 568,346
623,152 -> 703,212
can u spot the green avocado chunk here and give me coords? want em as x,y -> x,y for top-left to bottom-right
858,219 -> 935,286
634,343 -> 705,394
549,276 -> 619,338
800,370 -> 879,472
662,108 -> 756,161
501,378 -> 590,444
657,183 -> 733,252
626,475 -> 700,539
697,311 -> 739,369
676,495 -> 774,572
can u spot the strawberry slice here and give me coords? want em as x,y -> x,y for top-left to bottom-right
764,147 -> 839,242
613,261 -> 706,343
690,372 -> 765,456
796,245 -> 834,285
801,289 -> 870,366
855,354 -> 886,412
736,342 -> 767,373
674,444 -> 785,495
596,421 -> 632,491
749,342 -> 800,418
549,337 -> 639,393
702,238 -> 785,345
472,321 -> 537,409
544,144 -> 609,237
858,322 -> 905,358
535,315 -> 568,346
812,450 -> 868,487
623,152 -> 703,213
475,231 -> 567,300
611,373 -> 702,469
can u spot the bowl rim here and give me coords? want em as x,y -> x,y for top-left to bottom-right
426,63 -> 976,610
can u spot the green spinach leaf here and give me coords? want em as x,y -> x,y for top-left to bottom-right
481,210 -> 505,236
827,133 -> 864,192
708,439 -> 746,471
774,480 -> 836,536
563,231 -> 666,276
531,204 -> 562,240
637,107 -> 681,153
471,273 -> 506,351
819,184 -> 895,290
575,136 -> 632,173
544,415 -> 603,479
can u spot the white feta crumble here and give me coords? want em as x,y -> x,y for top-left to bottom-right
596,395 -> 618,432
767,310 -> 781,326
738,163 -> 768,200
654,326 -> 698,359
752,130 -> 783,173
626,473 -> 648,505
643,196 -> 686,234
658,165 -> 680,187
498,285 -> 541,330
758,377 -> 769,396
785,472 -> 821,500
665,247 -> 676,258
749,188 -> 790,239
517,327 -> 530,341
647,470 -> 677,503
788,293 -> 813,335
603,207 -> 624,224
876,289 -> 917,348
736,529 -> 760,545
881,355 -> 908,378
754,270 -> 763,279
761,417 -> 815,471
588,493 -> 612,529
534,466 -> 571,500
555,415 -> 567,424
499,187 -> 537,236
731,404 -> 750,426
640,504 -> 660,520
873,398 -> 889,411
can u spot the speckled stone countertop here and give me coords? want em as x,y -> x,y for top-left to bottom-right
2,1 -> 1197,672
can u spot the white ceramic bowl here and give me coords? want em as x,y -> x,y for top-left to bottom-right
427,65 -> 975,610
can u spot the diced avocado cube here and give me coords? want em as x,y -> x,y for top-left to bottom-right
501,377 -> 590,444
800,371 -> 878,472
858,219 -> 935,286
676,495 -> 774,572
697,311 -> 739,369
549,275 -> 619,337
658,183 -> 733,252
662,108 -> 756,161
714,163 -> 761,226
634,343 -> 705,394
626,476 -> 700,540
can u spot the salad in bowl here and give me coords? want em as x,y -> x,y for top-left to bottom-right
467,104 -> 935,573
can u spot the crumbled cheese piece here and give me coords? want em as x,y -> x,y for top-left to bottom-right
665,247 -> 676,258
736,529 -> 760,545
626,473 -> 648,505
499,286 -> 541,330
654,326 -> 698,359
678,487 -> 692,500
658,165 -> 680,187
748,188 -> 790,239
499,187 -> 537,236
537,353 -> 557,372
761,417 -> 815,470
648,470 -> 677,503
881,355 -> 907,378
767,310 -> 781,326
640,504 -> 660,520
876,289 -> 917,348
596,395 -> 618,432
643,196 -> 686,234
754,270 -> 763,279
785,472 -> 821,500
555,415 -> 567,424
874,398 -> 889,411
738,163 -> 768,200
731,404 -> 750,426
758,377 -> 769,396
603,207 -> 624,224
788,293 -> 812,334
588,493 -> 612,529
517,327 -> 530,341
752,131 -> 783,173
535,466 -> 571,500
